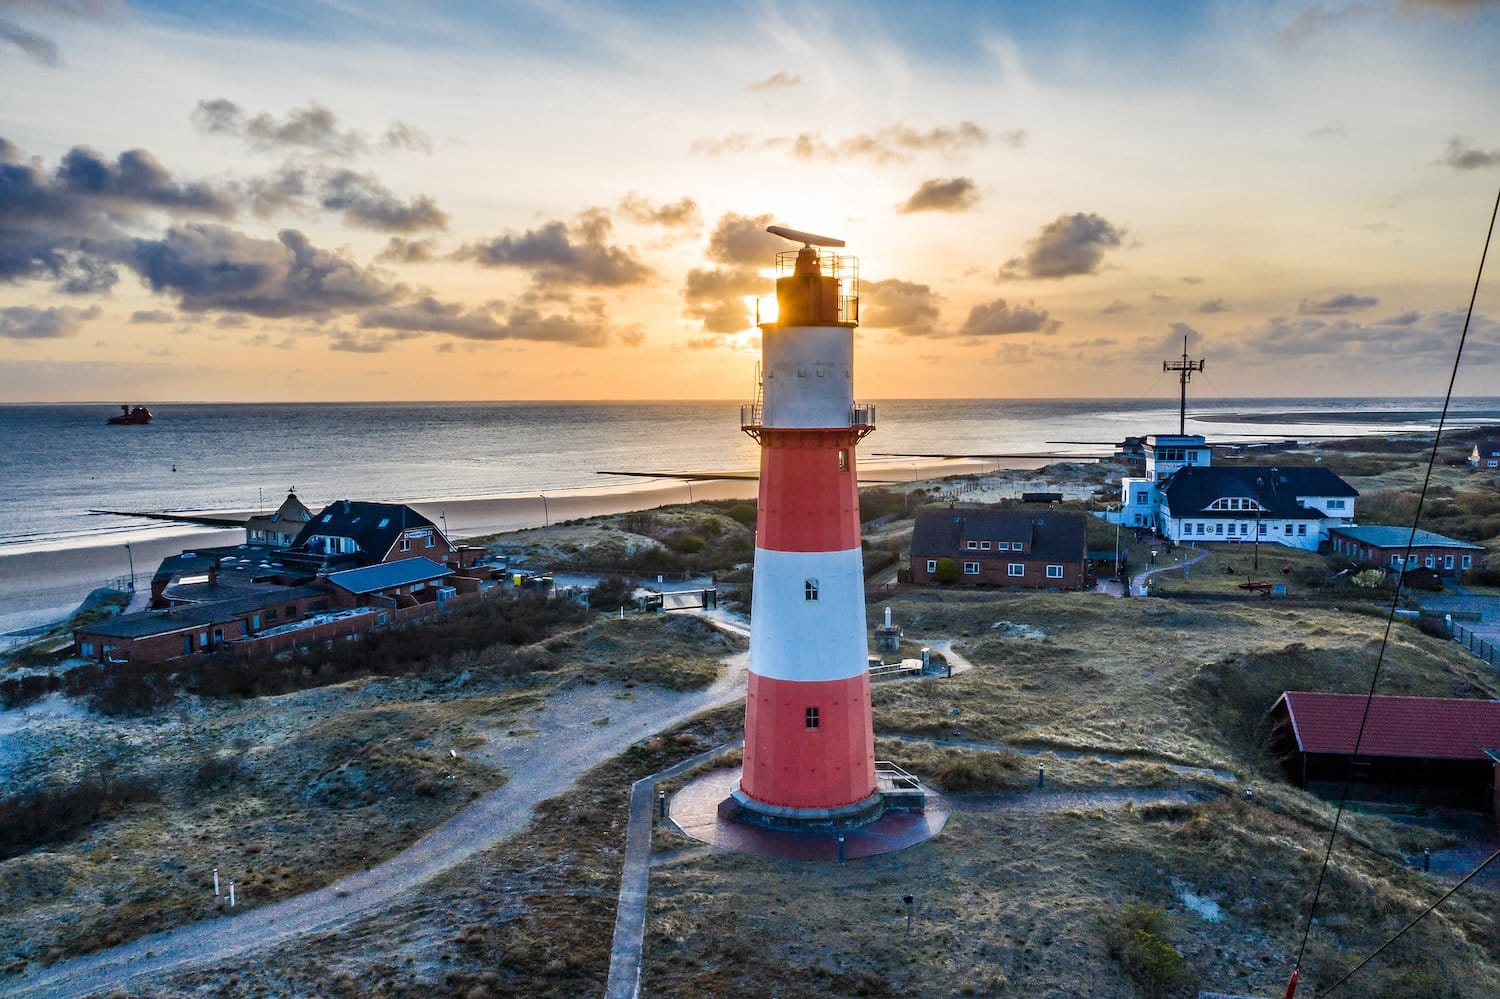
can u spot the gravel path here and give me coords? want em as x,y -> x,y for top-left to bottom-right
1131,543 -> 1210,596
5,648 -> 750,999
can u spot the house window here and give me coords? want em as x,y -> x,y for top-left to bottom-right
838,449 -> 849,472
1425,555 -> 1436,569
1259,522 -> 1267,535
1297,524 -> 1307,537
401,538 -> 412,552
805,706 -> 820,729
1012,542 -> 1024,551
81,641 -> 94,657
1228,523 -> 1237,536
1215,523 -> 1224,535
966,541 -> 978,550
1390,554 -> 1402,568
805,578 -> 819,600
266,608 -> 277,621
1007,563 -> 1024,577
926,560 -> 937,573
251,614 -> 261,630
964,561 -> 981,575
1196,523 -> 1205,535
1046,565 -> 1063,579
1444,555 -> 1455,570
1462,555 -> 1473,568
198,631 -> 208,648
1285,523 -> 1294,534
980,541 -> 991,550
1407,554 -> 1418,567
1136,491 -> 1149,505
426,534 -> 435,547
1328,499 -> 1345,509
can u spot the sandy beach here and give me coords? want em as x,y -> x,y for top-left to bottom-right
0,456 -> 1062,638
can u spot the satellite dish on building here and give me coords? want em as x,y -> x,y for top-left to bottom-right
766,225 -> 845,248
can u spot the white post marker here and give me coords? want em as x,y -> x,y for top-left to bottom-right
228,880 -> 236,908
213,867 -> 220,897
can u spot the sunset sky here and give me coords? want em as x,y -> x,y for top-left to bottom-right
3,0 -> 1500,402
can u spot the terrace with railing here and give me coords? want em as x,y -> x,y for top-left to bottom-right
739,402 -> 877,439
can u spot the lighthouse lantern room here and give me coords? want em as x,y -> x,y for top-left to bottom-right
735,226 -> 881,825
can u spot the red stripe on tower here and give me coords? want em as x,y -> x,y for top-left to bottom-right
736,228 -> 879,820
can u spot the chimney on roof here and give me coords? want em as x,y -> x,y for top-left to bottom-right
343,499 -> 350,514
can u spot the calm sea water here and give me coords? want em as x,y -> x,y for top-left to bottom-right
3,398 -> 1499,552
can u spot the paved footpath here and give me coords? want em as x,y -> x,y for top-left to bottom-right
1131,544 -> 1210,596
5,626 -> 752,999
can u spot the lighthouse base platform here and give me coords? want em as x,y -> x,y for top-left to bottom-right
669,766 -> 948,861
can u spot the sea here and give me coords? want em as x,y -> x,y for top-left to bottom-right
5,397 -> 1500,556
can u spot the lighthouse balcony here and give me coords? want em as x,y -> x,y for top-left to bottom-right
740,401 -> 877,438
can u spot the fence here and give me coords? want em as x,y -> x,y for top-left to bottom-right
1448,620 -> 1499,669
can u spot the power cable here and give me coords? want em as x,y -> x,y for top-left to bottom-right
1288,181 -> 1500,992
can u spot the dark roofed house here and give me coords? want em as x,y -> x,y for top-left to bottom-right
1158,465 -> 1357,551
326,556 -> 454,610
910,507 -> 1091,590
1328,525 -> 1485,580
76,585 -> 331,666
1270,691 -> 1500,826
245,490 -> 314,548
1470,437 -> 1500,470
289,500 -> 453,570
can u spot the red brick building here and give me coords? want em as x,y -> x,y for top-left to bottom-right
288,500 -> 454,570
909,508 -> 1092,590
1327,525 -> 1484,580
75,585 -> 331,665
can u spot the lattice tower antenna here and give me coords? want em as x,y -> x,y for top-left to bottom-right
1163,332 -> 1205,435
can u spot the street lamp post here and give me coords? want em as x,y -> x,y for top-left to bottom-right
1111,504 -> 1122,579
124,543 -> 135,591
539,493 -> 549,527
1253,478 -> 1263,573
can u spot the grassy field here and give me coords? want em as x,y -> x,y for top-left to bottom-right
99,589 -> 1500,998
0,612 -> 740,974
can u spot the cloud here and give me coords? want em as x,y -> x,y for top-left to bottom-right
1180,275 -> 1204,285
1309,122 -> 1346,139
1220,307 -> 1500,366
618,192 -> 700,229
861,278 -> 942,335
317,169 -> 447,232
375,236 -> 439,263
1299,293 -> 1379,314
237,166 -> 308,218
129,308 -> 175,323
0,303 -> 99,338
0,16 -> 57,64
1099,299 -> 1133,314
455,213 -> 651,287
381,121 -> 431,154
747,71 -> 801,91
192,98 -> 431,160
897,177 -> 980,214
997,212 -> 1127,280
689,133 -> 754,156
1197,298 -> 1231,313
1442,136 -> 1500,170
0,1 -> 119,66
707,212 -> 782,265
329,330 -> 424,353
957,298 -> 1060,337
0,136 -> 237,293
692,122 -> 1009,164
681,265 -> 764,333
359,295 -> 624,347
129,225 -> 399,317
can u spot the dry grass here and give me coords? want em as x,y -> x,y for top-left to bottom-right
544,614 -> 744,690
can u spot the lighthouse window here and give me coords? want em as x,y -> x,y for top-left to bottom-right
838,449 -> 849,472
804,578 -> 819,601
805,706 -> 820,729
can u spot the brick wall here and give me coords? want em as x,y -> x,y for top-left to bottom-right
909,554 -> 1091,590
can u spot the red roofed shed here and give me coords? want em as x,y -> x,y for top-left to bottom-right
1270,692 -> 1500,826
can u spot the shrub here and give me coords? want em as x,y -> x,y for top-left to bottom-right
192,753 -> 243,789
933,557 -> 959,584
0,671 -> 59,709
665,532 -> 707,554
0,776 -> 159,860
1101,904 -> 1196,998
726,503 -> 758,527
588,575 -> 635,612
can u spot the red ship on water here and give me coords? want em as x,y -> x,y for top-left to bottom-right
106,405 -> 153,425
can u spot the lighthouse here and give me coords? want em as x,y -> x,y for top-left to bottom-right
734,226 -> 880,826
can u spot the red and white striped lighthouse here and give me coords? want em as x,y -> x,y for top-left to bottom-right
735,226 -> 879,824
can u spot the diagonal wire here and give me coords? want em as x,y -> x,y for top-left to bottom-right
1291,181 -> 1500,977
1317,847 -> 1500,996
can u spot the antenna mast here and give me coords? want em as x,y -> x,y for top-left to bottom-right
1163,333 -> 1205,435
